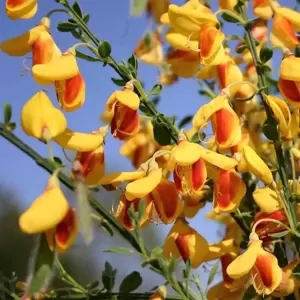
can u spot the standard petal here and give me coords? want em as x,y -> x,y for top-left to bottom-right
253,187 -> 281,213
21,91 -> 67,140
6,0 -> 37,19
280,55 -> 300,82
54,129 -> 103,151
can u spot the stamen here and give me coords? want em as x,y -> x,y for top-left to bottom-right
186,33 -> 201,53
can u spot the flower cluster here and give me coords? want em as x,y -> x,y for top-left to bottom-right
4,0 -> 300,299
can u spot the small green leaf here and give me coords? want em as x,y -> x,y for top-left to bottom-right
294,264 -> 300,280
53,156 -> 64,167
140,257 -> 159,268
221,12 -> 240,23
268,230 -> 289,238
130,0 -> 148,16
151,97 -> 160,106
98,41 -> 112,58
111,78 -> 127,86
151,247 -> 163,257
262,119 -> 279,141
235,44 -> 247,53
72,1 -> 82,17
262,65 -> 272,73
183,258 -> 192,279
7,122 -> 16,131
139,105 -> 150,115
71,29 -> 82,40
75,180 -> 94,245
178,115 -> 193,128
118,64 -> 131,77
102,262 -> 117,292
207,263 -> 219,286
57,22 -> 78,32
242,285 -> 256,300
99,219 -> 114,236
260,46 -> 273,64
26,234 -> 55,296
152,120 -> 172,146
76,50 -> 100,62
128,54 -> 138,72
3,102 -> 12,124
104,247 -> 139,255
83,13 -> 90,23
149,84 -> 162,96
168,256 -> 177,274
119,271 -> 142,293
137,198 -> 146,222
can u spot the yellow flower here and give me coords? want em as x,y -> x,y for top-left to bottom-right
163,218 -> 209,268
21,91 -> 67,141
6,0 -> 38,20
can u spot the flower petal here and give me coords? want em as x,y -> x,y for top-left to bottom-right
21,91 -> 67,140
32,53 -> 79,85
165,29 -> 198,51
253,187 -> 281,213
97,171 -> 145,185
6,0 -> 37,19
54,129 -> 103,151
125,168 -> 163,200
280,55 -> 300,82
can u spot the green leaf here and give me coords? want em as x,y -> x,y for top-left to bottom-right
207,263 -> 219,286
130,0 -> 148,16
178,115 -> 193,128
75,180 -> 94,245
183,258 -> 192,279
111,78 -> 127,86
83,13 -> 90,23
262,119 -> 279,141
151,97 -> 160,106
7,122 -> 16,131
57,22 -> 78,32
268,230 -> 289,238
98,41 -> 112,58
53,156 -> 64,167
98,218 -> 114,236
168,256 -> 177,274
102,262 -> 117,292
221,12 -> 240,23
128,54 -> 138,72
26,234 -> 55,296
72,1 -> 82,17
293,264 -> 300,280
262,65 -> 272,73
76,50 -> 100,62
151,247 -> 163,257
3,102 -> 12,124
119,271 -> 142,293
118,64 -> 131,77
71,29 -> 82,40
139,104 -> 150,115
260,46 -> 273,64
242,285 -> 256,300
152,120 -> 172,146
137,198 -> 146,222
104,247 -> 139,255
235,44 -> 247,53
149,84 -> 162,96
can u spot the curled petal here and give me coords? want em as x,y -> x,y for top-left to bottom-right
242,145 -> 273,185
280,55 -> 300,82
54,129 -> 103,152
199,27 -> 225,66
164,219 -> 209,268
55,73 -> 86,112
150,179 -> 183,224
253,187 -> 281,213
115,194 -> 153,231
183,188 -> 209,218
21,91 -> 67,140
213,169 -> 246,213
76,146 -> 105,185
6,0 -> 37,19
227,240 -> 262,279
19,179 -> 69,234
0,24 -> 45,56
98,171 -> 145,186
252,248 -> 282,295
125,168 -> 163,200
32,53 -> 79,85
207,281 -> 245,300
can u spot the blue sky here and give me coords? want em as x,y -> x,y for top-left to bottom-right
0,0 -> 298,291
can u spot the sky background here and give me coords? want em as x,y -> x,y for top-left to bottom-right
0,0 -> 297,293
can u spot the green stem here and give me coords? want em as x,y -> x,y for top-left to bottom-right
239,4 -> 300,252
0,123 -> 142,253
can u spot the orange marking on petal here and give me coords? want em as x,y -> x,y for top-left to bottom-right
274,16 -> 299,44
111,102 -> 139,140
278,77 -> 300,103
78,150 -> 104,177
199,27 -> 216,58
7,0 -> 25,7
192,158 -> 207,191
175,233 -> 190,263
64,73 -> 84,104
221,254 -> 235,286
254,253 -> 274,288
215,108 -> 235,145
55,208 -> 76,246
173,170 -> 183,193
217,63 -> 228,90
32,37 -> 54,66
